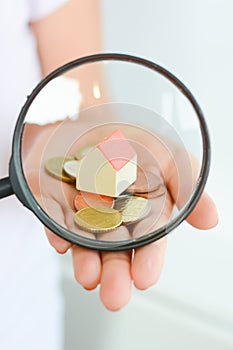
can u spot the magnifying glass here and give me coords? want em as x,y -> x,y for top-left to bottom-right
0,53 -> 210,251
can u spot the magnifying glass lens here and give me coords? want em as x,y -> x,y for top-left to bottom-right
18,55 -> 207,250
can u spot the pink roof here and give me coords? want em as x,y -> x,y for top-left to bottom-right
97,129 -> 136,171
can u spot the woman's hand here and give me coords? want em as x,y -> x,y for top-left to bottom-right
24,120 -> 218,311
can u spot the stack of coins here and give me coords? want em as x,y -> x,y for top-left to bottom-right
126,167 -> 166,199
45,144 -> 166,233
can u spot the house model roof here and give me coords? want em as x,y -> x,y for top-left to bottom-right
97,129 -> 136,171
76,129 -> 137,197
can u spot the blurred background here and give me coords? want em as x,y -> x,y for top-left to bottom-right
60,1 -> 232,349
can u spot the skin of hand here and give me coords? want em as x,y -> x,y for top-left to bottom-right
23,118 -> 218,311
28,0 -> 219,311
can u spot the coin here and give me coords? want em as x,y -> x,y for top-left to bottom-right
134,184 -> 166,199
74,144 -> 95,160
45,157 -> 75,183
114,192 -> 129,198
63,159 -> 79,178
74,206 -> 122,232
126,167 -> 163,194
114,195 -> 151,224
73,191 -> 114,211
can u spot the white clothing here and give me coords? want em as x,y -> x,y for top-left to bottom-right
0,1 -> 68,349
26,76 -> 81,125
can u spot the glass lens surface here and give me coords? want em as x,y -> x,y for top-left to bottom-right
20,57 -> 204,247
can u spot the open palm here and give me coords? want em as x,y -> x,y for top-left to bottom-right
23,120 -> 218,311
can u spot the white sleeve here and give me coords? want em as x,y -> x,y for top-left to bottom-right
25,77 -> 81,125
28,0 -> 69,22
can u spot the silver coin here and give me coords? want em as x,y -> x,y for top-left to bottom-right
63,159 -> 79,178
114,195 -> 151,224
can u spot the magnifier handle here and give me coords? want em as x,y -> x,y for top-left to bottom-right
0,177 -> 14,199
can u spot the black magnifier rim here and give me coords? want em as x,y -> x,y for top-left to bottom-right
11,53 -> 210,251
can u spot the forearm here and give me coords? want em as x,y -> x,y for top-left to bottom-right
30,0 -> 103,77
30,0 -> 108,115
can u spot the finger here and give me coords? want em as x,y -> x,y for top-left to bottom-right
186,191 -> 218,229
97,225 -> 131,241
45,227 -> 72,254
42,197 -> 73,253
100,246 -> 132,311
165,148 -> 196,208
165,152 -> 218,229
43,195 -> 95,253
131,192 -> 170,290
132,237 -> 167,290
72,246 -> 101,290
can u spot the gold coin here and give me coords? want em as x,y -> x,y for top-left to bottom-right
114,195 -> 151,224
74,144 -> 95,160
45,157 -> 75,183
74,206 -> 122,233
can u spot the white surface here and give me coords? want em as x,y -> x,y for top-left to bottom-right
62,1 -> 233,349
62,254 -> 233,350
0,1 -> 67,349
101,0 -> 232,316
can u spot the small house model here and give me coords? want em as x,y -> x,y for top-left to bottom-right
76,129 -> 137,197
